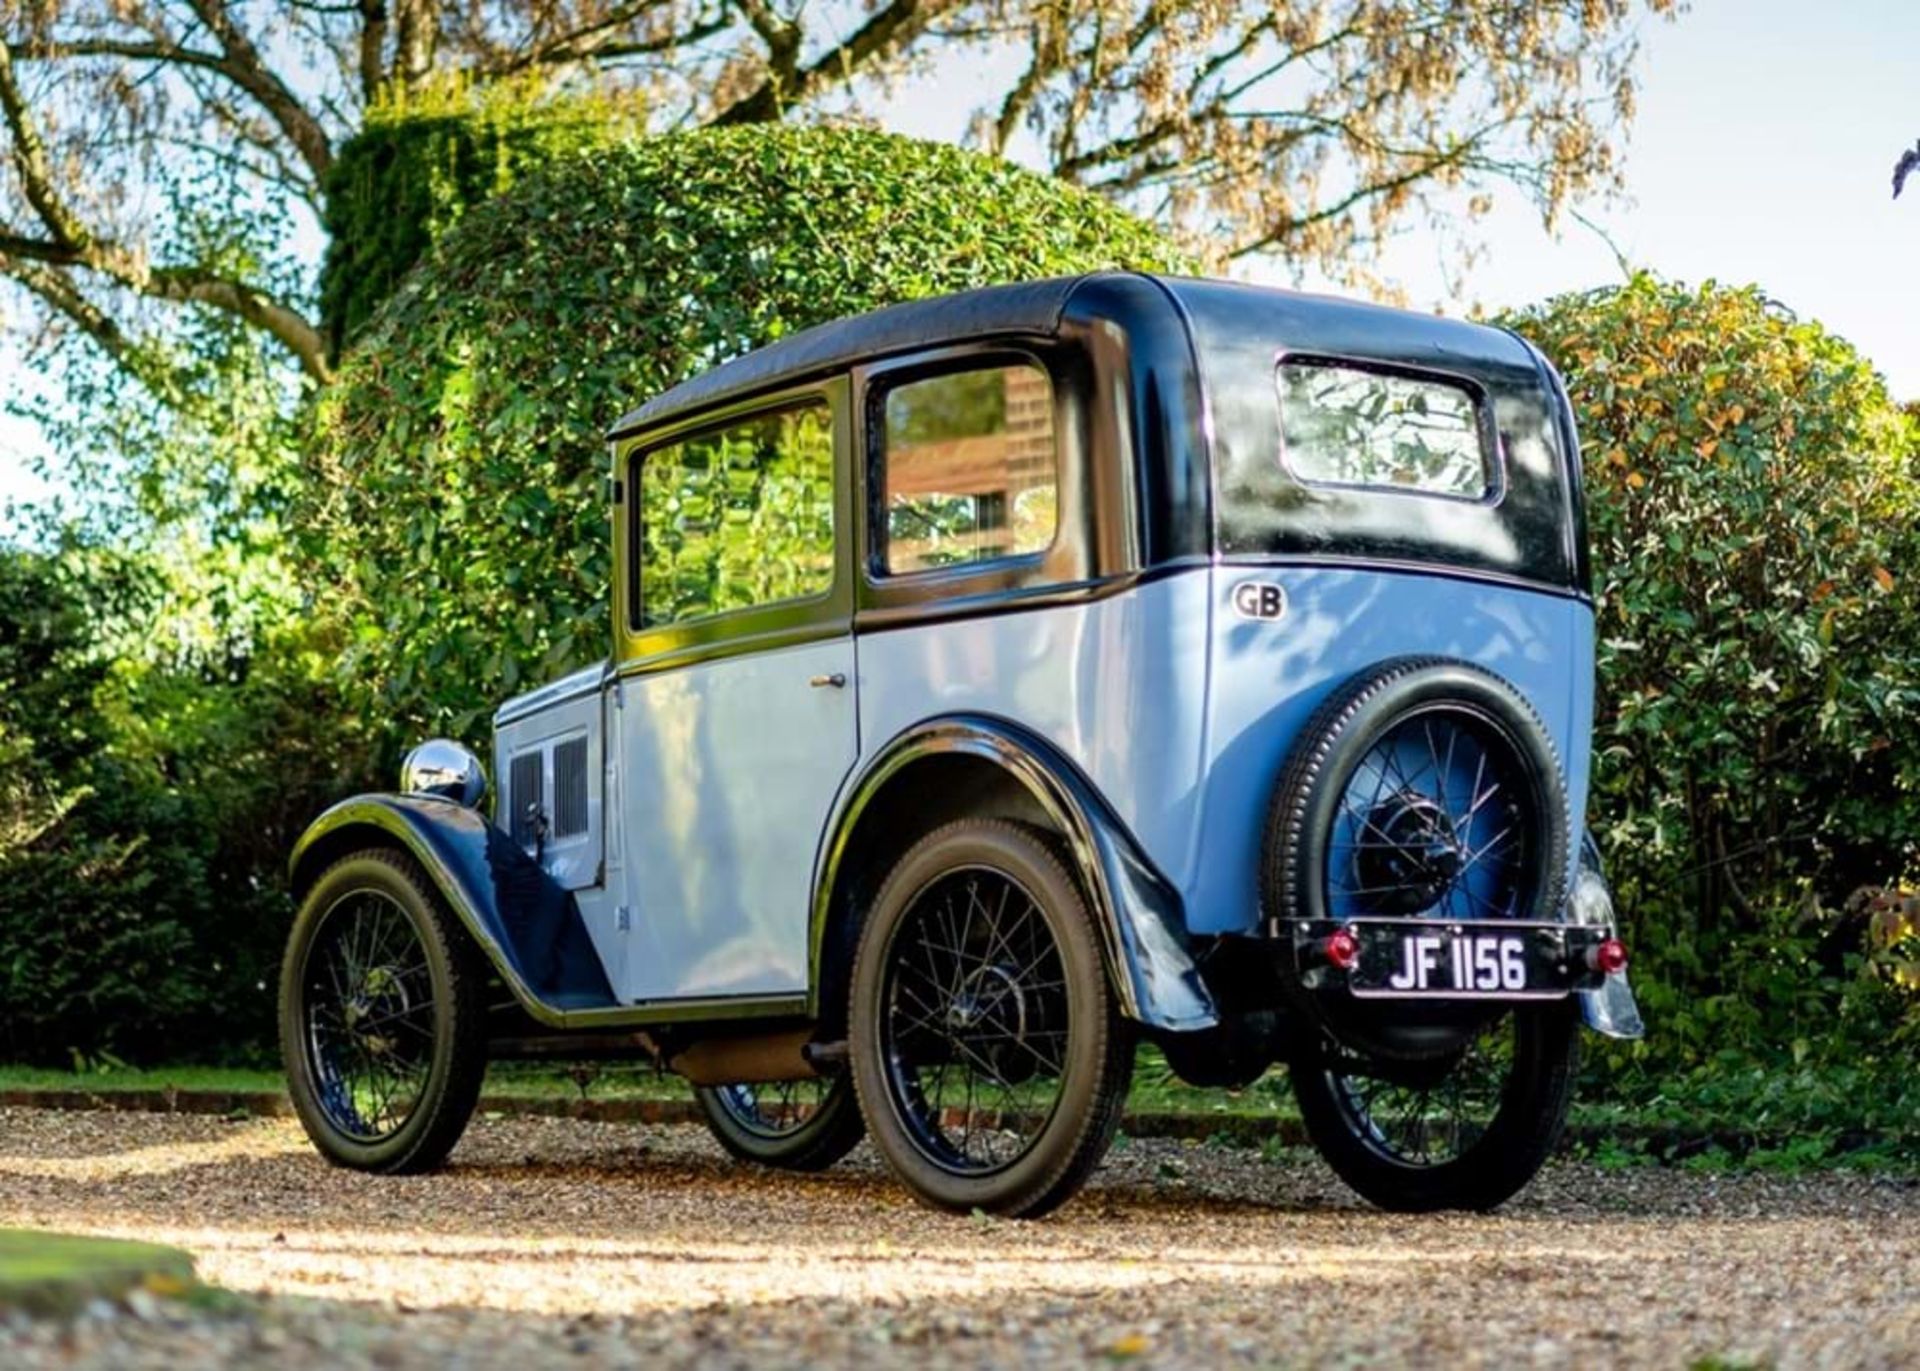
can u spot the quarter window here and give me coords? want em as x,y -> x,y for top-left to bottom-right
1278,361 -> 1491,500
879,362 -> 1057,575
637,401 -> 835,628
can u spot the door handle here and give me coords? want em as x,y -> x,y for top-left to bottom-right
809,673 -> 847,689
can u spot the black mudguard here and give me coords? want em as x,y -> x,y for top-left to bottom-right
288,794 -> 614,1025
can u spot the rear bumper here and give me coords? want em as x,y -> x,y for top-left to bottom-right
1280,917 -> 1616,998
1267,856 -> 1645,1041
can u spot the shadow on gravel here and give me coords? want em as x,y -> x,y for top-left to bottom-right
3,1112 -> 1918,1368
9,1218 -> 1905,1371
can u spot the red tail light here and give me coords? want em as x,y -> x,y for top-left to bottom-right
1588,938 -> 1629,975
1319,926 -> 1361,971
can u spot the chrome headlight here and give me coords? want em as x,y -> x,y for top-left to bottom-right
400,739 -> 487,808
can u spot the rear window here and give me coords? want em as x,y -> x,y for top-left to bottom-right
1278,360 -> 1492,501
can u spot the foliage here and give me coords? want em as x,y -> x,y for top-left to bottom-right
319,76 -> 645,354
0,549 -> 202,1064
1502,274 -> 1920,1068
301,123 -> 1190,748
1,1 -> 1672,390
0,545 -> 371,1066
1,287 -> 370,1066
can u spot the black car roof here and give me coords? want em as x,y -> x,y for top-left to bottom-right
606,271 -> 1539,441
607,274 -> 1097,440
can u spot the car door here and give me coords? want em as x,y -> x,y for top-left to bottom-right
611,379 -> 858,1006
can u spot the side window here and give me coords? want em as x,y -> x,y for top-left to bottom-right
1277,360 -> 1492,500
636,400 -> 835,628
878,362 -> 1057,575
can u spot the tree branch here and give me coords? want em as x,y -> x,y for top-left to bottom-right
389,0 -> 439,87
487,2 -> 728,74
146,267 -> 332,382
715,0 -> 952,124
0,217 -> 332,383
1226,144 -> 1479,259
182,0 -> 336,177
358,0 -> 389,103
0,41 -> 93,250
0,253 -> 136,371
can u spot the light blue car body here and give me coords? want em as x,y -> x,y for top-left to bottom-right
290,271 -> 1640,1045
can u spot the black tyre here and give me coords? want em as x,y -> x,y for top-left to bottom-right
848,820 -> 1133,1218
1291,1001 -> 1580,1211
279,849 -> 489,1174
1263,655 -> 1571,1061
693,1074 -> 865,1172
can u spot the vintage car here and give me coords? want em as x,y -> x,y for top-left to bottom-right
281,272 -> 1642,1218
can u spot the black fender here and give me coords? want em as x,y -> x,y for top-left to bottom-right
287,794 -> 617,1027
811,716 -> 1218,1032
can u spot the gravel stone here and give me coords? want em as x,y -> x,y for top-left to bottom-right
0,1107 -> 1914,1367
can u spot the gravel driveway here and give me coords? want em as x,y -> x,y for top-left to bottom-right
0,1106 -> 1914,1368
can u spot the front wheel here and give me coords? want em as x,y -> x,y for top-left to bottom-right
693,1074 -> 865,1172
279,849 -> 490,1174
849,820 -> 1133,1218
1290,1001 -> 1579,1212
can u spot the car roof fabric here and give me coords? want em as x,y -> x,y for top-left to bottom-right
607,273 -> 1103,439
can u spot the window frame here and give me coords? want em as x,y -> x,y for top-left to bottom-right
1274,352 -> 1507,508
614,377 -> 853,675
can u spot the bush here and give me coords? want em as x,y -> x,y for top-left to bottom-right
302,123 -> 1189,751
0,547 -> 373,1065
1503,275 -> 1920,1069
318,76 -> 645,355
0,550 -> 202,1063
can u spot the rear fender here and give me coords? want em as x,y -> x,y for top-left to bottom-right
1570,835 -> 1645,1040
812,716 -> 1219,1032
287,794 -> 615,1027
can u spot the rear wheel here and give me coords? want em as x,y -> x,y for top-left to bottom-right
1290,1001 -> 1579,1211
693,1074 -> 865,1171
279,849 -> 489,1174
849,820 -> 1132,1218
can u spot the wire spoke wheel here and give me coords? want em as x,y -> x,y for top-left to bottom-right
282,851 -> 487,1175
1327,1014 -> 1514,1168
1328,704 -> 1541,922
300,889 -> 438,1144
1267,661 -> 1580,1209
853,820 -> 1131,1216
880,865 -> 1071,1176
1290,1001 -> 1579,1211
710,1078 -> 837,1141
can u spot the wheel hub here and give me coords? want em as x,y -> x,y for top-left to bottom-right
948,965 -> 1023,1029
1356,789 -> 1468,914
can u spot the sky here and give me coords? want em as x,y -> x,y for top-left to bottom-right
2,0 -> 1916,522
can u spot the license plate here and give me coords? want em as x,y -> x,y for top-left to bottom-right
1328,920 -> 1603,999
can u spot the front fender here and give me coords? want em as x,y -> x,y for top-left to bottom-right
814,717 -> 1219,1032
288,794 -> 615,1027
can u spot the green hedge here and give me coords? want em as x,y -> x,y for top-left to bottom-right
1504,275 -> 1920,1069
318,78 -> 645,355
300,124 -> 1190,752
0,549 -> 371,1065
